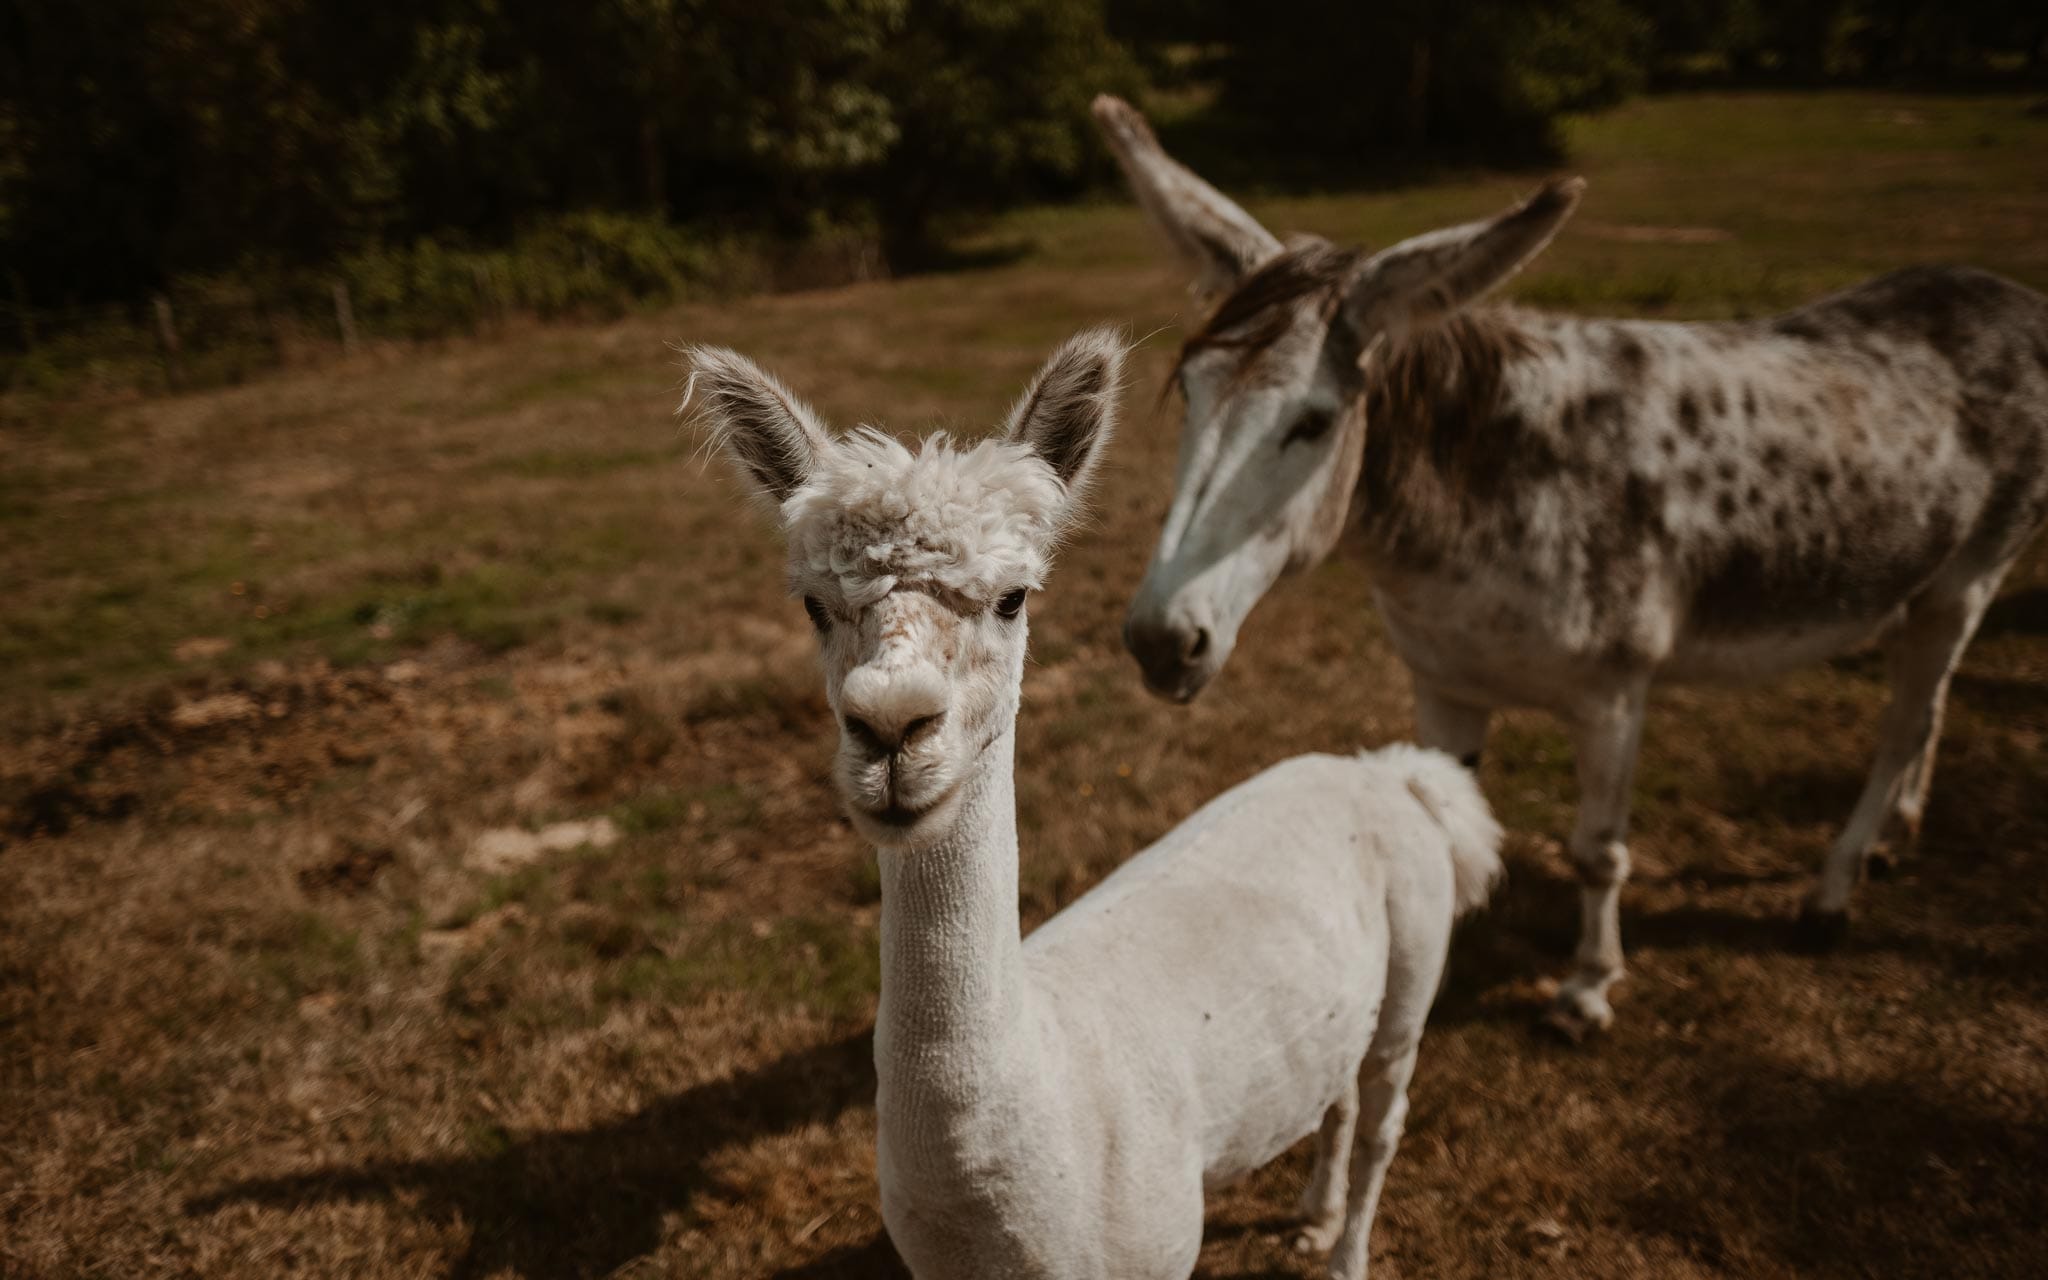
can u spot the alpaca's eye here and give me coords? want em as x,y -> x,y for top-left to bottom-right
995,589 -> 1028,620
802,596 -> 831,633
1279,408 -> 1335,450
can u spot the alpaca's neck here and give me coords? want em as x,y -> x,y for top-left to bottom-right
873,725 -> 1042,1177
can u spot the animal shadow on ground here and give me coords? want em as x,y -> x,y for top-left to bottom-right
1613,1057 -> 2048,1277
1425,842 -> 1809,1033
783,1063 -> 2048,1278
1950,669 -> 2048,718
187,1029 -> 887,1280
1433,702 -> 2047,1026
771,1236 -> 910,1278
1977,586 -> 2048,638
774,1224 -> 1302,1279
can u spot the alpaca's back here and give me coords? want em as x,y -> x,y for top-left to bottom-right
1023,747 -> 1500,1202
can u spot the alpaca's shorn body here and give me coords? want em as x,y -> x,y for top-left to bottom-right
879,746 -> 1494,1277
688,331 -> 1502,1278
1093,94 -> 2048,1037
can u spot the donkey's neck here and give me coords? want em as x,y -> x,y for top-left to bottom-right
1353,308 -> 1538,572
872,725 -> 1044,1177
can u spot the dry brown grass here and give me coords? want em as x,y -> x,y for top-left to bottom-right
4,93 -> 2047,1278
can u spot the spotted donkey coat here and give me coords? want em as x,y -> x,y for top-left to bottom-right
1093,95 -> 2048,1037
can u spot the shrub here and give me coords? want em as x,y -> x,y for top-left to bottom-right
1217,0 -> 1649,164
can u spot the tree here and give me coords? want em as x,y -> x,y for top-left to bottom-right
874,0 -> 1139,259
1217,0 -> 1648,163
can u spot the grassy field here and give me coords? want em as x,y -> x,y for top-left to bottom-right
4,91 -> 2047,1278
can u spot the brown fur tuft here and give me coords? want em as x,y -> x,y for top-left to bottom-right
1168,239 -> 1535,491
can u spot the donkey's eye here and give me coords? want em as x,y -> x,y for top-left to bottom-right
994,588 -> 1028,620
1279,408 -> 1335,449
802,596 -> 832,633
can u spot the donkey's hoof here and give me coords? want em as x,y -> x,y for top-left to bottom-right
1538,989 -> 1613,1044
1794,902 -> 1851,951
1291,1221 -> 1340,1255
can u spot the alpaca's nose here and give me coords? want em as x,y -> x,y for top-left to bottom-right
845,711 -> 945,755
840,664 -> 948,755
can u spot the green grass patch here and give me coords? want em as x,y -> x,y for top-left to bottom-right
248,911 -> 365,1000
445,865 -> 555,932
609,782 -> 760,838
478,446 -> 664,480
595,916 -> 878,1019
585,598 -> 645,626
608,786 -> 691,836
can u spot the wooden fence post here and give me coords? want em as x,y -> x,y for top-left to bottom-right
152,294 -> 183,389
332,282 -> 358,354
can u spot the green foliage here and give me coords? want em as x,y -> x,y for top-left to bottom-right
335,210 -> 755,335
0,0 -> 1133,317
873,0 -> 1142,254
1636,0 -> 2048,82
4,0 -> 2039,378
1217,0 -> 1649,163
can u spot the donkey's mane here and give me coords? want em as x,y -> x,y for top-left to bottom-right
1172,237 -> 1533,468
1177,238 -> 1363,365
1366,312 -> 1537,480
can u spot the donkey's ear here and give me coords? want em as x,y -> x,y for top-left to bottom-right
682,346 -> 831,505
1343,177 -> 1584,335
1092,94 -> 1282,298
1006,327 -> 1124,501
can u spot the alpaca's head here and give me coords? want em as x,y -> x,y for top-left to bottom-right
689,329 -> 1123,847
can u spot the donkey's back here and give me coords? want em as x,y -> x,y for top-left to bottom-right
1374,265 -> 2048,696
1681,266 -> 2048,677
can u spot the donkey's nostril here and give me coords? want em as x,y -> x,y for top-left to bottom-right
902,713 -> 943,747
1186,628 -> 1211,662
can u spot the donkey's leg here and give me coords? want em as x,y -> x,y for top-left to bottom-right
1546,681 -> 1650,1040
1294,1078 -> 1360,1254
1803,577 -> 2000,931
1323,1046 -> 1420,1280
1413,678 -> 1492,770
1870,629 -> 1951,870
1889,699 -> 1944,846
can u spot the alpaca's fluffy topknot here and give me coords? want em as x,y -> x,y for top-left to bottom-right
781,429 -> 1069,608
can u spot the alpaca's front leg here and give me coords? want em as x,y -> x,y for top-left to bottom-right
1545,681 -> 1648,1040
1293,1079 -> 1360,1254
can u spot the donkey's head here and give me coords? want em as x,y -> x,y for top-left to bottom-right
689,330 -> 1121,847
1094,95 -> 1581,701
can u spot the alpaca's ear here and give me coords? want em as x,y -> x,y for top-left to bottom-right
1006,327 -> 1124,503
683,346 -> 831,504
1343,177 -> 1584,336
1092,94 -> 1282,299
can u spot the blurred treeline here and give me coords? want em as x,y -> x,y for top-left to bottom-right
1144,0 -> 2046,162
2,0 -> 2042,385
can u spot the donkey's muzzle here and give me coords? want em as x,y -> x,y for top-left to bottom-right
1124,615 -> 1214,704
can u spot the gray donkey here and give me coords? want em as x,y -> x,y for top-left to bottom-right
1094,95 -> 2048,1038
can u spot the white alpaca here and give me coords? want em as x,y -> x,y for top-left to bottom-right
687,329 -> 1504,1279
